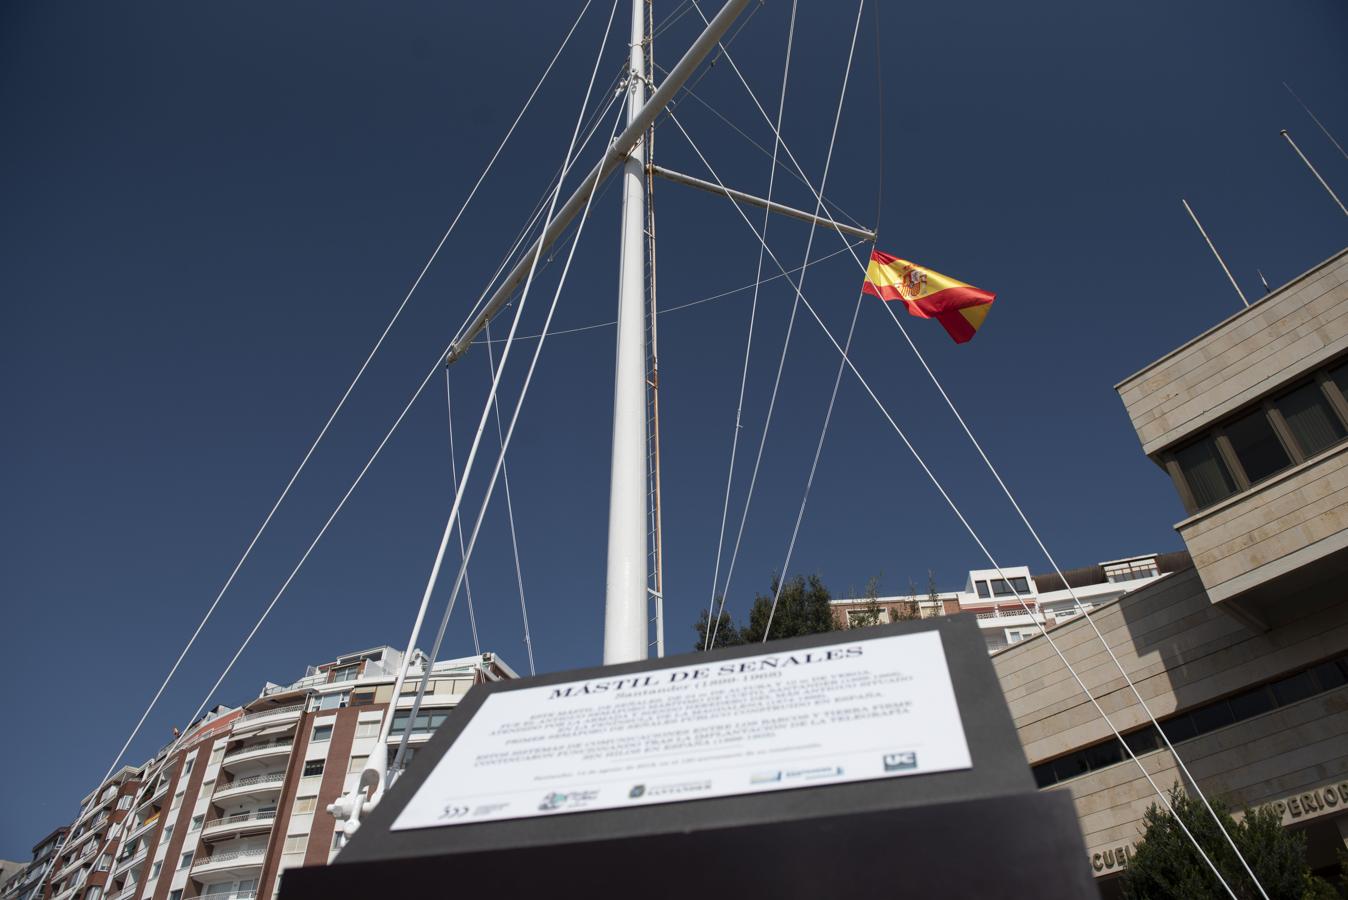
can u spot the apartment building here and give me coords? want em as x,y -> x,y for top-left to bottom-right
32,647 -> 513,900
1,829 -> 66,900
831,551 -> 1191,652
993,246 -> 1348,893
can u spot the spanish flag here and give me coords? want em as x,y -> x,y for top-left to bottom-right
862,250 -> 996,344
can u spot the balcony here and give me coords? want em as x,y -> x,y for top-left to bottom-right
232,703 -> 303,729
221,739 -> 294,770
212,772 -> 286,802
126,812 -> 160,842
190,847 -> 266,880
201,810 -> 277,842
111,845 -> 147,877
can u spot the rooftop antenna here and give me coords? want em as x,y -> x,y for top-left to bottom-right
1283,82 -> 1348,162
1181,198 -> 1249,308
1280,129 -> 1348,217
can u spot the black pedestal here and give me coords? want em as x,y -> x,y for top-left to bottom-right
280,617 -> 1099,898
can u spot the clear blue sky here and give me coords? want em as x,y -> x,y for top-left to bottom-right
2,0 -> 1345,859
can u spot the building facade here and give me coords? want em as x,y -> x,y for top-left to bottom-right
2,829 -> 67,900
32,647 -> 513,900
993,246 -> 1348,893
831,551 -> 1191,652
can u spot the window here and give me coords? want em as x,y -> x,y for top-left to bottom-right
351,690 -> 376,707
293,796 -> 317,815
303,760 -> 325,777
311,724 -> 333,743
182,759 -> 194,777
169,891 -> 182,900
1031,653 -> 1348,790
347,755 -> 369,775
317,692 -> 349,711
1174,434 -> 1236,509
389,709 -> 450,737
355,721 -> 380,739
1274,381 -> 1344,458
330,665 -> 359,684
189,815 -> 204,832
150,861 -> 162,879
1224,407 -> 1290,484
179,852 -> 193,870
283,835 -> 307,854
162,823 -> 174,842
975,580 -> 990,599
116,796 -> 132,810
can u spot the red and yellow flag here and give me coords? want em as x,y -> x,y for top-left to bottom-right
861,250 -> 996,344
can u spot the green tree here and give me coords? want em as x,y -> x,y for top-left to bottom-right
1121,785 -> 1336,900
889,578 -> 922,622
692,604 -> 744,651
848,575 -> 885,629
741,574 -> 837,643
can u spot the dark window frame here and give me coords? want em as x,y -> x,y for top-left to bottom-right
1164,359 -> 1348,515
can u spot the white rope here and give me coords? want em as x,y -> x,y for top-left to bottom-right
670,108 -> 1243,900
690,13 -> 1266,895
474,241 -> 862,344
756,0 -> 864,642
443,371 -> 482,656
485,321 -> 537,675
386,0 -> 623,775
75,0 -> 600,798
395,93 -> 628,773
703,0 -> 797,650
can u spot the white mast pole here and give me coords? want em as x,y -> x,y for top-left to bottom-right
605,0 -> 650,665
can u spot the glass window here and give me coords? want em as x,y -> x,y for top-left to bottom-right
1052,753 -> 1089,782
355,721 -> 380,739
1010,576 -> 1031,594
311,724 -> 333,743
1031,763 -> 1056,788
1160,713 -> 1197,743
351,691 -> 376,707
283,835 -> 307,854
1083,739 -> 1125,771
179,852 -> 193,870
1227,686 -> 1275,721
389,709 -> 450,737
1123,726 -> 1162,755
1329,361 -> 1348,405
975,580 -> 990,599
990,579 -> 1014,596
189,815 -> 203,832
1309,659 -> 1348,692
1270,670 -> 1317,706
293,796 -> 317,815
1175,436 -> 1236,509
1190,700 -> 1235,736
302,760 -> 325,777
1224,409 -> 1290,484
317,692 -> 349,711
347,755 -> 369,775
169,892 -> 182,900
1275,381 -> 1345,458
330,665 -> 359,684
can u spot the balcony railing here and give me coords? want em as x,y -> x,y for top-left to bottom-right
233,703 -> 303,726
202,810 -> 277,831
214,773 -> 286,796
222,739 -> 294,764
111,846 -> 147,875
191,847 -> 266,871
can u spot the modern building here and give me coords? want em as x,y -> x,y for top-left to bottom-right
992,246 -> 1348,893
29,646 -> 514,900
831,551 -> 1192,652
2,829 -> 67,900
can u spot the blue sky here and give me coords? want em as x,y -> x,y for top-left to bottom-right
2,0 -> 1345,859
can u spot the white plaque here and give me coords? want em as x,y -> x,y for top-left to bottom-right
392,630 -> 971,830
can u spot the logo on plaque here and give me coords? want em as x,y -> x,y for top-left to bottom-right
883,752 -> 918,772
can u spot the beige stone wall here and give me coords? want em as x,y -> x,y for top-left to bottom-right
992,569 -> 1348,866
1117,249 -> 1348,459
1178,443 -> 1348,603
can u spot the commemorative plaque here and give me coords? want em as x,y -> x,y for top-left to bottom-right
281,616 -> 1097,898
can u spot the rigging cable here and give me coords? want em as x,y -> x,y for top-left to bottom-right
754,0 -> 866,642
384,0 -> 625,781
395,93 -> 629,774
686,10 -> 1268,896
703,0 -> 798,650
485,322 -> 538,675
55,0 -> 602,849
443,371 -> 482,656
669,115 -> 1244,900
